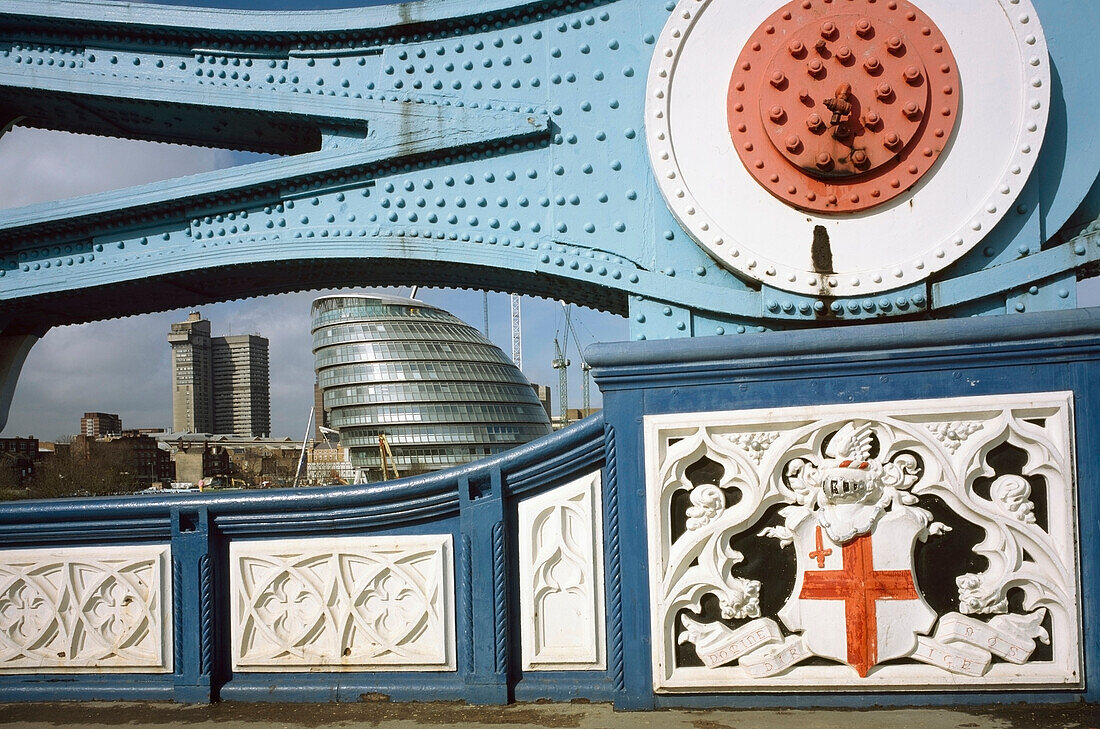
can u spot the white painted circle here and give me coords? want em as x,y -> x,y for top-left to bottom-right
645,0 -> 1050,297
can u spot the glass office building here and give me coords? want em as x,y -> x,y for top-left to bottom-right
312,294 -> 552,481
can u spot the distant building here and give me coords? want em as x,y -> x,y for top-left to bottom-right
71,434 -> 174,485
80,412 -> 122,438
169,312 -> 270,437
0,437 -> 40,484
531,384 -> 552,420
212,335 -> 270,437
168,312 -> 214,433
312,294 -> 552,482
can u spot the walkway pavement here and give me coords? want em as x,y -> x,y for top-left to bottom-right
0,701 -> 1096,729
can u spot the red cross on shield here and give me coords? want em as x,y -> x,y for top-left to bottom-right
778,510 -> 937,677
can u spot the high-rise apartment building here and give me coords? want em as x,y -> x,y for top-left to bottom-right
168,312 -> 213,434
212,335 -> 270,437
169,313 -> 270,437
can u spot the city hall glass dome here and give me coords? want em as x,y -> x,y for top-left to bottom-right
312,294 -> 552,481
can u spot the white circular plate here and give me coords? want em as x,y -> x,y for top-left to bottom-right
646,0 -> 1049,297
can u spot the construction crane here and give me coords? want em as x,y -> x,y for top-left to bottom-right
564,310 -> 592,415
510,293 -> 522,371
552,337 -> 569,428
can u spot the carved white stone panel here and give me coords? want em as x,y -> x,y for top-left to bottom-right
518,471 -> 606,670
0,544 -> 172,673
644,393 -> 1080,691
230,534 -> 454,671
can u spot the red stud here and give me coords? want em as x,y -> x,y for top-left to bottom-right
903,101 -> 921,119
883,130 -> 901,149
769,105 -> 786,122
771,70 -> 787,87
863,110 -> 881,126
875,82 -> 893,99
789,39 -> 805,56
886,35 -> 904,55
821,21 -> 837,38
855,19 -> 873,38
816,152 -> 834,169
786,135 -> 802,151
863,56 -> 881,73
807,59 -> 825,77
903,65 -> 922,83
807,113 -> 826,132
836,45 -> 853,63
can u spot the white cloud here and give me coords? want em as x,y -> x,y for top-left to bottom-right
0,127 -> 234,208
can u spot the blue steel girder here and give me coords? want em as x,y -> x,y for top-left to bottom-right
0,0 -> 1097,348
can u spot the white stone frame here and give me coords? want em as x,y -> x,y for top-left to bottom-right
230,534 -> 455,672
518,471 -> 607,671
0,544 -> 172,673
644,392 -> 1081,692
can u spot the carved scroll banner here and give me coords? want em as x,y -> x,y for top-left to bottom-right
0,544 -> 171,672
644,393 -> 1081,691
230,534 -> 455,672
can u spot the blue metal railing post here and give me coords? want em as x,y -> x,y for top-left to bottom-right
170,506 -> 215,703
458,470 -> 511,704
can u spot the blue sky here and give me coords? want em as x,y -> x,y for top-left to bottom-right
0,0 -> 1097,440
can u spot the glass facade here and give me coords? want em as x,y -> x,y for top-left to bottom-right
312,294 -> 552,481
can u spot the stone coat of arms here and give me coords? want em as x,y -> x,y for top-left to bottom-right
646,394 -> 1078,690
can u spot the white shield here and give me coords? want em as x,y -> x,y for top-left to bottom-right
778,509 -> 937,677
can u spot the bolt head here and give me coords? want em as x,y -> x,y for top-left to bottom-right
875,82 -> 893,99
816,152 -> 833,168
836,45 -> 853,61
884,130 -> 901,148
769,105 -> 785,122
807,59 -> 825,77
855,19 -> 873,38
903,101 -> 921,118
806,113 -> 825,131
821,21 -> 837,38
770,70 -> 787,87
851,149 -> 869,165
785,135 -> 801,151
903,65 -> 922,83
863,56 -> 881,73
886,35 -> 904,54
864,110 -> 881,126
789,39 -> 805,56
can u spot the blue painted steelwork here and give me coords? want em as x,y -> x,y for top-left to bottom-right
0,0 -> 1098,429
